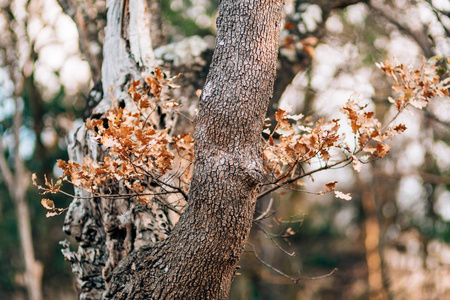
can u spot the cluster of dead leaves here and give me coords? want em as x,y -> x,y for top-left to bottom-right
262,109 -> 341,175
377,58 -> 449,111
35,60 -> 449,215
261,59 -> 449,199
32,174 -> 67,217
35,69 -> 194,214
261,107 -> 351,200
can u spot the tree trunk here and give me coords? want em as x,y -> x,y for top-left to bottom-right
63,0 -> 283,299
13,105 -> 43,300
0,98 -> 43,300
15,185 -> 44,300
104,0 -> 284,298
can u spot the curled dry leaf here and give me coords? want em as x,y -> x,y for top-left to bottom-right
46,212 -> 59,218
262,110 -> 342,178
35,69 -> 191,215
41,198 -> 67,217
41,199 -> 55,210
325,181 -> 338,192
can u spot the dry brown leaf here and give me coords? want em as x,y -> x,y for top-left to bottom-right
325,181 -> 338,192
376,143 -> 391,158
41,198 -> 55,210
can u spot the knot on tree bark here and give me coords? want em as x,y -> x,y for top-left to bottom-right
239,160 -> 263,187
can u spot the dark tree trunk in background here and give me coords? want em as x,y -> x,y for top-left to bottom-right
62,0 -> 283,299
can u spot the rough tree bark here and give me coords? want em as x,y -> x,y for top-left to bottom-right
62,0 -> 284,299
105,0 -> 284,298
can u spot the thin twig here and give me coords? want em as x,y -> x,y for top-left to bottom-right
130,163 -> 189,200
257,155 -> 351,199
153,176 -> 189,200
259,99 -> 414,199
425,0 -> 450,38
247,243 -> 338,284
174,110 -> 195,123
254,223 -> 296,257
43,187 -> 183,200
261,161 -> 298,186
153,196 -> 182,215
369,3 -> 434,58
254,198 -> 274,222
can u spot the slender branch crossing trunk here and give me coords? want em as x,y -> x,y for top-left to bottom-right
105,0 -> 284,298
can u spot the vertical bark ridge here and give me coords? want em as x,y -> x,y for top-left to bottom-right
105,1 -> 284,299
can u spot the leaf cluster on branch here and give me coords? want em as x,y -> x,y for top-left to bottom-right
258,58 -> 449,201
33,59 -> 449,216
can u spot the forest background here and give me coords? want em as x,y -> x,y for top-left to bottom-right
0,0 -> 449,299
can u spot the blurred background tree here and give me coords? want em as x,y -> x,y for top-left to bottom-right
0,0 -> 90,299
0,0 -> 449,299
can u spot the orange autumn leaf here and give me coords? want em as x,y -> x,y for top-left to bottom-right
392,124 -> 407,133
376,143 -> 391,158
325,181 -> 338,192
